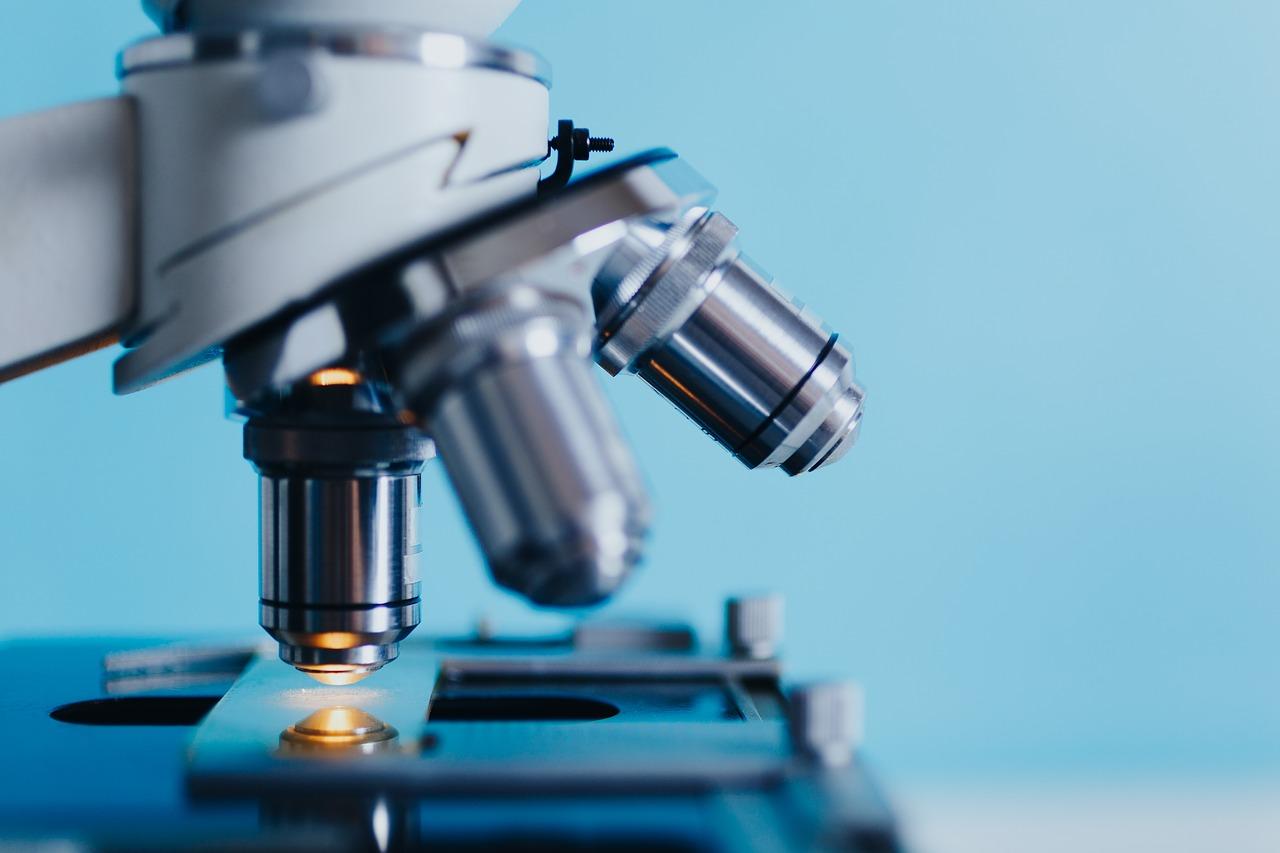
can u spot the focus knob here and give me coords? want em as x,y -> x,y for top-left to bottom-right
788,680 -> 864,768
725,593 -> 784,659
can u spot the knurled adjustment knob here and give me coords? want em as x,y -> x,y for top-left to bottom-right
725,593 -> 784,659
788,680 -> 865,768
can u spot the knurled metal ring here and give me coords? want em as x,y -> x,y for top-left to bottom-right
596,211 -> 740,374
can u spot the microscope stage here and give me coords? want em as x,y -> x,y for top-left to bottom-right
0,625 -> 899,851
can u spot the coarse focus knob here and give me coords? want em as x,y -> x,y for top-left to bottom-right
788,680 -> 865,768
725,593 -> 784,659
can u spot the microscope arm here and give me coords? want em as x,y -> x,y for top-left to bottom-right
0,97 -> 137,383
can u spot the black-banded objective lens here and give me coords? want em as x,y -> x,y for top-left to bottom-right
593,210 -> 863,475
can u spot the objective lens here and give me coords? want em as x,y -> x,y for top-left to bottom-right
392,286 -> 651,608
594,210 -> 863,475
244,380 -> 433,683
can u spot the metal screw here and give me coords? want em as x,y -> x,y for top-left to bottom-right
540,121 -> 615,194
549,131 -> 615,159
549,136 -> 615,153
726,594 -> 784,659
788,680 -> 864,768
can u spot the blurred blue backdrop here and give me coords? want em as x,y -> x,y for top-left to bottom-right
1,1 -> 1277,781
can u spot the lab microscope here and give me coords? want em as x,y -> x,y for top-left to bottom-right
0,2 -> 895,850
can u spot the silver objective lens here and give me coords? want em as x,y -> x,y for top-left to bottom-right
594,210 -> 864,475
244,382 -> 432,685
393,286 -> 651,608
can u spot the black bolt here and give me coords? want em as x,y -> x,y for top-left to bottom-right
550,130 -> 616,159
550,136 -> 614,152
540,120 -> 615,195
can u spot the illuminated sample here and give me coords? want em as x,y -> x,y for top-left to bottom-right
279,706 -> 398,755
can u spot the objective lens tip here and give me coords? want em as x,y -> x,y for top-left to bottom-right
295,664 -> 380,686
782,373 -> 865,476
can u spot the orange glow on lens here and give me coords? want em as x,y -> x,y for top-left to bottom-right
309,367 -> 361,387
309,632 -> 363,650
293,707 -> 383,737
295,664 -> 377,686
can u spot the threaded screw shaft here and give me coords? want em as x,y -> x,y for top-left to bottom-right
549,135 -> 616,155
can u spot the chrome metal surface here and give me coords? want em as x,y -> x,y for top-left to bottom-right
256,465 -> 423,680
593,208 -> 732,372
245,382 -> 433,682
254,466 -> 423,678
593,210 -> 865,475
260,600 -> 419,645
118,28 -> 552,87
258,474 -> 421,605
394,286 -> 651,607
726,593 -> 784,660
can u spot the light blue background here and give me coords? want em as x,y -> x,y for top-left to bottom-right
1,1 -> 1277,780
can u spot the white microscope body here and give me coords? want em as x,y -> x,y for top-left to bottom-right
2,0 -> 544,390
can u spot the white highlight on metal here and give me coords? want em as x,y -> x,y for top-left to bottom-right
371,798 -> 391,852
417,36 -> 469,69
572,221 -> 630,258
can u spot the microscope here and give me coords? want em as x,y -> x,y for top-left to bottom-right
0,2 -> 890,850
